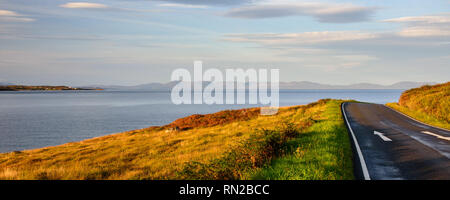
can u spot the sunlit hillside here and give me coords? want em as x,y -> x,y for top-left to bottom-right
387,82 -> 450,130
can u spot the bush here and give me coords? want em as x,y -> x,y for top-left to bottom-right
177,122 -> 299,180
165,108 -> 260,131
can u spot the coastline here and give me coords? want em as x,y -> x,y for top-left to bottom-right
0,85 -> 103,91
0,99 -> 355,180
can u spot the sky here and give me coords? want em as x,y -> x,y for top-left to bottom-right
0,0 -> 449,86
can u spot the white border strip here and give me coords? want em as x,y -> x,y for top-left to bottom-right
384,105 -> 450,132
342,102 -> 371,180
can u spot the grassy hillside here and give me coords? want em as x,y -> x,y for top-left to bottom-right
386,82 -> 450,130
0,99 -> 354,180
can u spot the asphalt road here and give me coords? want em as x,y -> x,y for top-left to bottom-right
342,102 -> 450,180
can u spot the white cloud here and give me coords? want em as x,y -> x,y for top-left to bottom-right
60,2 -> 109,9
224,31 -> 378,45
158,3 -> 208,9
58,2 -> 167,13
223,31 -> 382,70
383,14 -> 450,37
383,15 -> 450,24
223,2 -> 377,23
221,25 -> 449,70
148,0 -> 250,6
398,26 -> 450,37
0,10 -> 21,17
0,9 -> 34,22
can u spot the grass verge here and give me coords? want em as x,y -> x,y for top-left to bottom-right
386,103 -> 450,130
247,100 -> 354,180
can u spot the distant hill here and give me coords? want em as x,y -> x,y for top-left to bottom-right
0,85 -> 103,91
92,81 -> 437,91
79,82 -> 176,91
279,81 -> 437,89
0,82 -> 14,86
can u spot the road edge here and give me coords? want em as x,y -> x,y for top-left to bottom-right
341,102 -> 371,180
384,105 -> 450,132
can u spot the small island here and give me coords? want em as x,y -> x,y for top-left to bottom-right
0,85 -> 103,91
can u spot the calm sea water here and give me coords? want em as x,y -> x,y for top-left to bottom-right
0,90 -> 403,153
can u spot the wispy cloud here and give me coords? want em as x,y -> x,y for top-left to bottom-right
58,2 -> 168,13
383,15 -> 450,24
149,0 -> 252,6
0,9 -> 34,22
224,31 -> 378,45
383,13 -> 450,37
60,2 -> 109,9
158,3 -> 208,9
222,21 -> 449,70
397,26 -> 450,37
225,13 -> 450,48
0,10 -> 21,17
223,31 -> 382,70
223,2 -> 378,23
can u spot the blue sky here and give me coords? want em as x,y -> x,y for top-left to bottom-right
0,0 -> 449,85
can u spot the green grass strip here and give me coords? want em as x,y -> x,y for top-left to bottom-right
247,100 -> 354,180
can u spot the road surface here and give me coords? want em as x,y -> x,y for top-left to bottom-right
342,102 -> 450,180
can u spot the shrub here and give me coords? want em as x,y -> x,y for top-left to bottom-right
164,108 -> 261,131
177,122 -> 299,180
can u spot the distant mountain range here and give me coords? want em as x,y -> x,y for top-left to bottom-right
81,81 -> 437,91
278,81 -> 437,90
0,82 -> 14,86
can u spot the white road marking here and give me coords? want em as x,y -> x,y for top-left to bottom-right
342,102 -> 371,180
421,131 -> 450,141
374,131 -> 393,142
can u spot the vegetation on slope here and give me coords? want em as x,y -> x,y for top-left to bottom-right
163,108 -> 260,131
177,122 -> 299,179
248,100 -> 354,180
178,100 -> 354,180
386,82 -> 450,130
0,99 -> 353,180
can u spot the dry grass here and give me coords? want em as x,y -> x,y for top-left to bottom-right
163,107 -> 260,130
0,100 -> 332,180
387,82 -> 450,130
